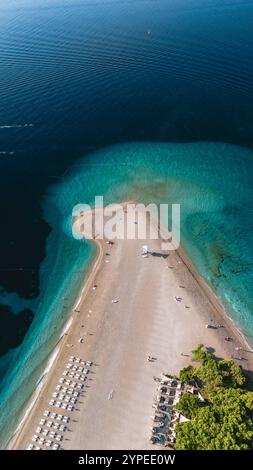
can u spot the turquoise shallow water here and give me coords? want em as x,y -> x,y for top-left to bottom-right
1,141 -> 253,447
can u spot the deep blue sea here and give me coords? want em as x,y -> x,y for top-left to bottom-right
0,0 -> 253,447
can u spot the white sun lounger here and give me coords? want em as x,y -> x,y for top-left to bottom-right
52,443 -> 60,450
76,383 -> 84,389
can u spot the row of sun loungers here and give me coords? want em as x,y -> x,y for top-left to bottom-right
38,421 -> 66,431
56,382 -> 84,390
59,378 -> 84,387
26,356 -> 93,450
53,390 -> 80,398
150,376 -> 183,447
27,444 -> 42,450
42,412 -> 70,422
48,401 -> 75,411
28,438 -> 61,450
32,431 -> 63,442
69,356 -> 92,367
62,372 -> 88,381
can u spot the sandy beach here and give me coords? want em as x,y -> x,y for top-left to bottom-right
10,203 -> 253,450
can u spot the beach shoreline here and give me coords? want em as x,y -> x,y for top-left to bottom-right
176,244 -> 253,355
7,241 -> 102,450
8,202 -> 253,450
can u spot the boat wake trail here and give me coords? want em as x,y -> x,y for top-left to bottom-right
0,124 -> 34,129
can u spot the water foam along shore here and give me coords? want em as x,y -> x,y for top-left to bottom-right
10,203 -> 253,450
